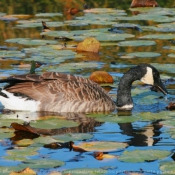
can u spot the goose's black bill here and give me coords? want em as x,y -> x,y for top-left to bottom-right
154,78 -> 168,95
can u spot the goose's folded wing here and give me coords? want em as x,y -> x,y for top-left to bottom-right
3,72 -> 111,101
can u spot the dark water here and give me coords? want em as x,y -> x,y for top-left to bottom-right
0,0 -> 175,175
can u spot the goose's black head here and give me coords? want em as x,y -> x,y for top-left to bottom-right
139,64 -> 168,95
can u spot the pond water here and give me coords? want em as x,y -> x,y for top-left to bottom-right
0,0 -> 175,175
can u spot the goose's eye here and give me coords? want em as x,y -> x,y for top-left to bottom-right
153,71 -> 157,77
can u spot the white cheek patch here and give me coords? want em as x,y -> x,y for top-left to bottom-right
141,67 -> 154,85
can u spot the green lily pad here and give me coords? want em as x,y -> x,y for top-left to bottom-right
139,34 -> 175,40
117,40 -> 156,46
6,38 -> 58,45
88,113 -> 139,123
44,61 -> 104,73
168,53 -> 175,58
0,166 -> 21,175
32,136 -> 58,146
19,159 -> 65,169
0,128 -> 14,139
63,168 -> 107,175
0,118 -> 24,127
160,162 -> 175,174
151,63 -> 175,73
125,52 -> 161,58
139,111 -> 173,121
161,116 -> 175,127
166,128 -> 175,139
76,141 -> 128,152
42,29 -> 134,42
35,13 -> 62,17
53,133 -> 93,142
0,50 -> 25,58
30,118 -> 79,129
17,21 -> 64,28
4,147 -> 39,161
118,149 -> 171,163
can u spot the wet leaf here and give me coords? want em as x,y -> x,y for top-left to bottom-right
84,8 -> 125,14
0,167 -> 21,175
0,50 -> 25,58
160,162 -> 175,174
118,149 -> 170,163
0,129 -> 14,141
53,133 -> 93,142
0,118 -> 23,127
63,168 -> 107,175
6,38 -> 58,46
16,21 -> 64,28
9,167 -> 36,175
89,71 -> 114,83
14,139 -> 33,147
32,136 -> 57,147
19,159 -> 64,169
4,147 -> 39,161
30,118 -> 79,129
45,61 -> 104,73
166,102 -> 175,110
117,40 -> 156,46
35,13 -> 62,17
125,52 -> 161,58
151,63 -> 175,73
77,37 -> 100,53
139,34 -> 175,40
75,141 -> 128,152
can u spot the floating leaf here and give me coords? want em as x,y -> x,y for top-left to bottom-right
117,40 -> 156,46
0,167 -> 21,175
139,34 -> 175,40
84,8 -> 125,14
35,13 -> 62,17
4,147 -> 39,161
6,38 -> 58,46
30,118 -> 79,129
53,133 -> 93,142
89,71 -> 114,83
0,127 -> 14,139
77,37 -> 100,53
9,167 -> 36,175
45,61 -> 104,73
75,141 -> 128,152
19,159 -> 64,169
0,118 -> 23,127
32,136 -> 57,146
160,162 -> 175,174
151,63 -> 175,73
16,21 -> 64,28
63,168 -> 107,175
0,50 -> 25,58
118,149 -> 170,163
14,139 -> 33,147
125,52 -> 161,58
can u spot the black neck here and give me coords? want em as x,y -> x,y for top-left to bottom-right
116,66 -> 146,108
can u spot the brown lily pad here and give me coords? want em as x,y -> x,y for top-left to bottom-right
76,37 -> 100,53
130,0 -> 158,8
89,71 -> 114,83
166,102 -> 175,110
9,167 -> 36,175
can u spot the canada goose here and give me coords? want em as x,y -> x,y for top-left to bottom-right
0,64 -> 167,112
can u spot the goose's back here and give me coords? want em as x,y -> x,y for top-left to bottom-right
5,72 -> 116,112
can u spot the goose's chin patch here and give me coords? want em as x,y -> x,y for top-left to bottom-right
117,104 -> 133,110
141,67 -> 154,85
